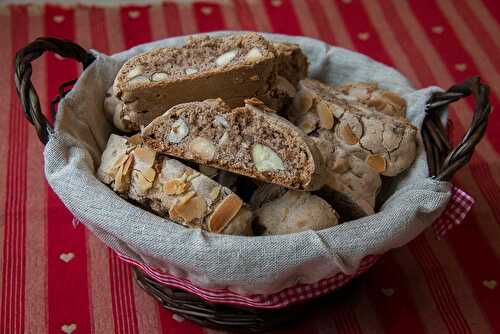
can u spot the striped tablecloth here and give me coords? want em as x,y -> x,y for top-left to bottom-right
2,1 -> 500,333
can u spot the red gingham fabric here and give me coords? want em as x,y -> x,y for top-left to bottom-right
115,186 -> 473,309
432,186 -> 475,238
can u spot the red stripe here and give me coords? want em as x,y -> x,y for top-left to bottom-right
1,6 -> 28,333
454,0 -> 500,74
364,256 -> 427,333
192,2 -> 225,32
162,2 -> 183,37
409,236 -> 471,333
233,0 -> 258,31
44,5 -> 93,334
120,6 -> 153,49
409,0 -> 500,151
304,0 -> 336,44
263,0 -> 302,35
482,0 -> 500,23
89,6 -> 109,53
335,0 -> 393,66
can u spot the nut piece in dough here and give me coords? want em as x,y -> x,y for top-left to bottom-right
190,137 -> 216,161
245,47 -> 263,63
208,194 -> 243,232
151,72 -> 169,82
252,144 -> 285,172
167,118 -> 189,143
339,124 -> 359,145
316,100 -> 335,129
216,49 -> 238,66
170,192 -> 207,224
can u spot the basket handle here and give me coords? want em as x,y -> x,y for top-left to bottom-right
423,77 -> 490,181
14,37 -> 95,144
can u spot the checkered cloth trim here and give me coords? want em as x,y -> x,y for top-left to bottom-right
110,186 -> 472,309
432,186 -> 475,239
117,253 -> 380,309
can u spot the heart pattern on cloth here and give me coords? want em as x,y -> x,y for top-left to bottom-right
201,6 -> 213,15
341,0 -> 352,3
53,15 -> 64,23
358,32 -> 370,41
432,26 -> 444,34
483,280 -> 497,290
455,63 -> 467,72
61,324 -> 77,334
59,252 -> 75,263
271,0 -> 283,7
172,314 -> 185,322
128,10 -> 140,19
381,288 -> 395,297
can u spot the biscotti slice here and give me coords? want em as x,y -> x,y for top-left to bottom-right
142,98 -> 326,191
97,134 -> 253,235
333,82 -> 406,117
273,42 -> 308,87
254,191 -> 339,235
290,79 -> 417,176
311,129 -> 381,215
112,33 -> 279,132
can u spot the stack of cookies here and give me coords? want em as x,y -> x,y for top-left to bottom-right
98,33 -> 417,236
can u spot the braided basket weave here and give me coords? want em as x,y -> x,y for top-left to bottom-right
14,37 -> 491,333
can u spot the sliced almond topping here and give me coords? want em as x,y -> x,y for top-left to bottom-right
331,157 -> 350,174
367,154 -> 387,173
110,154 -> 129,177
209,186 -> 221,200
128,134 -> 143,145
186,171 -> 201,182
170,193 -> 207,223
216,49 -> 238,66
339,124 -> 359,145
245,47 -> 263,63
113,164 -> 127,193
208,194 -> 243,232
316,101 -> 335,129
142,167 -> 156,183
136,172 -> 154,193
122,153 -> 135,175
382,91 -> 406,108
163,178 -> 190,195
190,137 -> 216,161
133,147 -> 156,170
293,89 -> 314,113
199,165 -> 218,177
151,72 -> 169,82
185,67 -> 198,75
167,118 -> 189,144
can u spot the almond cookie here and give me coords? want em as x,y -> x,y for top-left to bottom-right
112,33 -> 281,132
142,98 -> 326,191
311,129 -> 381,215
254,191 -> 339,235
290,79 -> 417,177
97,134 -> 253,235
273,42 -> 308,87
334,82 -> 406,118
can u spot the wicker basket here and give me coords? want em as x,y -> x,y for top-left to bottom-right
14,37 -> 491,333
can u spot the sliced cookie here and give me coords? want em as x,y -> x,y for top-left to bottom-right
142,98 -> 326,191
254,191 -> 339,235
97,134 -> 253,235
290,79 -> 417,177
111,33 -> 281,132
